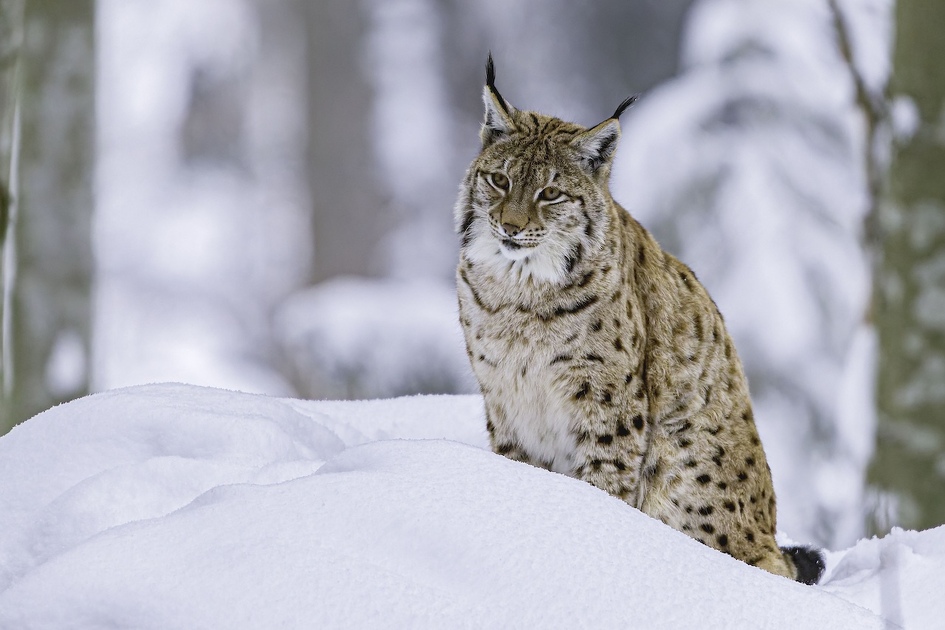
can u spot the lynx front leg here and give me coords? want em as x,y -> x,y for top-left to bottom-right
485,403 -> 553,470
569,396 -> 651,506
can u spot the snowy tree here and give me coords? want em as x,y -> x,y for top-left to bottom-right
868,0 -> 945,533
1,0 -> 94,433
94,0 -> 312,396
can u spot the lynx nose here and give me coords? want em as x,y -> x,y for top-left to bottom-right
502,223 -> 522,237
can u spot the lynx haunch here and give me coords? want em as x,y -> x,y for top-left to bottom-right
455,56 -> 824,585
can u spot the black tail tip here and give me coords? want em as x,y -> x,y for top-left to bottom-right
783,545 -> 826,585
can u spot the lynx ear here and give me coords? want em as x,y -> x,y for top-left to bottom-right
570,94 -> 637,175
571,118 -> 621,175
481,54 -> 516,147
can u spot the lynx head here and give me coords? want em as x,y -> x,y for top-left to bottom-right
456,55 -> 636,285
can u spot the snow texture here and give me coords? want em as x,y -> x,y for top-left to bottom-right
0,383 -> 939,629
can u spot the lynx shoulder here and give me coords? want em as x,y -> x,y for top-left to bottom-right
455,56 -> 824,585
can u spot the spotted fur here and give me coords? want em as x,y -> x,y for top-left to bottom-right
455,56 -> 824,585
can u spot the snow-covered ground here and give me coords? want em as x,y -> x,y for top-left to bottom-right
0,384 -> 940,629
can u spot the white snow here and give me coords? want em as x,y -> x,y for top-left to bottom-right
1,383 -> 940,628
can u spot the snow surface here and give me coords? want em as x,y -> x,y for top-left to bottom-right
1,383 -> 940,628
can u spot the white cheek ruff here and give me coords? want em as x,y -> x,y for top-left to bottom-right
464,222 -> 573,285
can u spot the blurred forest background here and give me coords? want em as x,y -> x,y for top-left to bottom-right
1,0 -> 943,548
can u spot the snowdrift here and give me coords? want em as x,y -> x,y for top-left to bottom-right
0,384 -> 940,629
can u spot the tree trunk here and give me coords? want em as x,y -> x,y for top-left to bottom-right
869,0 -> 945,532
0,0 -> 24,433
1,0 -> 94,433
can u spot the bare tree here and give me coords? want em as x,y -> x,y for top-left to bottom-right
869,0 -> 945,533
1,0 -> 94,433
0,0 -> 24,433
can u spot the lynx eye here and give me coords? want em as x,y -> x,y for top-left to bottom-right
539,186 -> 562,202
487,172 -> 510,191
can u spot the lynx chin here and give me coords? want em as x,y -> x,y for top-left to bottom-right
455,55 -> 824,585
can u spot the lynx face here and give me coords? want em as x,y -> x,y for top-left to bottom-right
457,72 -> 632,286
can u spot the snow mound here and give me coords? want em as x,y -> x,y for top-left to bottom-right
0,383 -> 934,628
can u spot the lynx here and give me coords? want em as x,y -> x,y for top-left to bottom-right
455,56 -> 824,584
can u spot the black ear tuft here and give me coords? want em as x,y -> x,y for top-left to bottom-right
485,52 -> 510,115
486,53 -> 497,90
611,94 -> 640,120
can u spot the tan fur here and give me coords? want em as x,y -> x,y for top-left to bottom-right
455,68 -> 820,583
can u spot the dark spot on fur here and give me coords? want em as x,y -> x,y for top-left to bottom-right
738,471 -> 749,481
576,430 -> 590,444
574,382 -> 590,400
486,420 -> 495,433
698,506 -> 714,516
550,354 -> 572,365
717,482 -> 728,490
745,456 -> 756,467
547,295 -> 599,320
459,211 -> 475,247
685,505 -> 693,514
723,501 -> 736,512
600,390 -> 613,404
564,243 -> 583,275
496,443 -> 516,455
614,337 -> 623,351
616,423 -> 631,437
700,523 -> 715,534
632,415 -> 644,430
707,426 -> 722,436
685,459 -> 697,468
625,373 -> 634,384
637,246 -> 646,265
717,534 -> 729,547
696,474 -> 711,485
678,438 -> 692,448
591,319 -> 603,332
745,531 -> 755,542
585,354 -> 604,363
590,459 -> 603,470
597,434 -> 613,445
